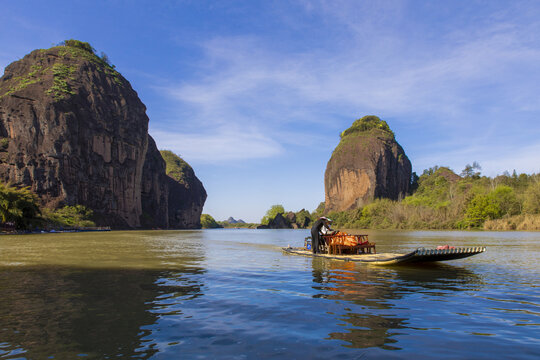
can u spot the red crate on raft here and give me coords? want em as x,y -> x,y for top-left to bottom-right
322,232 -> 376,255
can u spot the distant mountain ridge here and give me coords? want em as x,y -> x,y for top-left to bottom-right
225,217 -> 246,224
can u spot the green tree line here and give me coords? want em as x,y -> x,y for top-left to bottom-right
325,166 -> 540,231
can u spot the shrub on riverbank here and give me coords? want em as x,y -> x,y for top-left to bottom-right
260,205 -> 314,228
0,183 -> 41,229
41,205 -> 96,229
325,168 -> 540,230
0,181 -> 98,230
200,214 -> 222,228
484,214 -> 540,231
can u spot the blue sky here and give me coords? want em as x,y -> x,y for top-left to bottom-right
2,1 -> 540,222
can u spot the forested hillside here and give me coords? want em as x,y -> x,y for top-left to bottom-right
324,165 -> 540,230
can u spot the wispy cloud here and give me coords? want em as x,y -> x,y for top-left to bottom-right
150,126 -> 284,162
150,1 -> 540,170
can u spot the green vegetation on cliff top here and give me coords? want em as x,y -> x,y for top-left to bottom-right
340,115 -> 394,139
0,39 -> 122,100
56,39 -> 122,85
160,150 -> 193,185
46,63 -> 76,100
332,115 -> 395,158
0,63 -> 46,99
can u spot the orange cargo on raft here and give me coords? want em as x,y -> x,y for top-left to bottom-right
322,232 -> 376,255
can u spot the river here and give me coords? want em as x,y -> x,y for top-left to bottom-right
0,229 -> 538,359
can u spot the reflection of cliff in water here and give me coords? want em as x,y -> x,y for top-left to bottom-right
311,259 -> 483,349
0,265 -> 205,359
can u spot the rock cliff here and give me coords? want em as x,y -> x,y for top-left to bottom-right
160,150 -> 206,228
324,116 -> 412,212
0,40 -> 206,228
140,136 -> 169,229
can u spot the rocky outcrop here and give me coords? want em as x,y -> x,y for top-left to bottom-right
140,136 -> 169,228
267,213 -> 291,229
285,211 -> 296,224
256,209 -> 312,229
160,150 -> 206,229
324,116 -> 412,212
0,41 -> 206,228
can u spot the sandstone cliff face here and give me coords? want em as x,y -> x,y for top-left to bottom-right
324,116 -> 412,212
141,136 -> 169,229
0,42 -> 206,228
160,150 -> 207,229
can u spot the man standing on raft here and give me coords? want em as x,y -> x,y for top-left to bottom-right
310,217 -> 336,253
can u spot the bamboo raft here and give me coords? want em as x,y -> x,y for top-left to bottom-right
282,246 -> 487,265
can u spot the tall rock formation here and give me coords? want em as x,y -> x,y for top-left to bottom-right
324,116 -> 412,212
0,40 -> 206,228
160,150 -> 206,228
140,136 -> 170,229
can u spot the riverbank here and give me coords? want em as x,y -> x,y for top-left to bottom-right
0,227 -> 111,235
483,214 -> 540,231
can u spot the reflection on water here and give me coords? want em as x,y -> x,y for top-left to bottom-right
0,267 -> 206,359
0,268 -> 158,358
0,229 -> 538,359
311,259 -> 485,350
0,231 -> 207,359
312,259 -> 407,350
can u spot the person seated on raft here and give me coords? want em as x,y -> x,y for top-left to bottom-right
310,217 -> 336,254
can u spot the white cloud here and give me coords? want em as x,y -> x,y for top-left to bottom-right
150,126 -> 284,163
152,2 -> 540,167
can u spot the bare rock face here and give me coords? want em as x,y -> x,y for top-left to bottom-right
140,136 -> 169,229
160,150 -> 207,229
0,41 -> 206,228
324,116 -> 412,212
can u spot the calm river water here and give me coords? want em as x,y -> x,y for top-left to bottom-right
0,229 -> 538,359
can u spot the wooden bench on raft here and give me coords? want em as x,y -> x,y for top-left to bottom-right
322,233 -> 376,255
